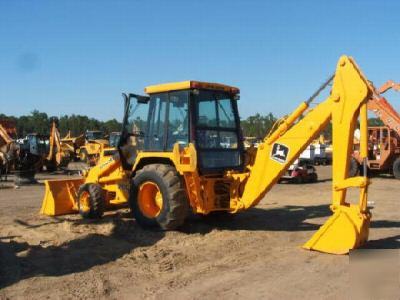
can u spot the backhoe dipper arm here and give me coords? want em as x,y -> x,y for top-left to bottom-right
47,120 -> 62,165
232,56 -> 373,254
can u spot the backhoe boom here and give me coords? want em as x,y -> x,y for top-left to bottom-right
232,56 -> 372,254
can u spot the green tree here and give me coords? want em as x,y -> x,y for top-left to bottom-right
368,117 -> 384,126
241,113 -> 277,138
1,111 -> 123,138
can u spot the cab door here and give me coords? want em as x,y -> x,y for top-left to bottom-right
145,90 -> 190,152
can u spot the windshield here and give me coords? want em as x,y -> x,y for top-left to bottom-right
125,102 -> 148,136
109,133 -> 121,147
86,131 -> 104,140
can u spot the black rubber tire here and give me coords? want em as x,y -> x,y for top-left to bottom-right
130,164 -> 189,230
77,183 -> 105,219
393,157 -> 400,179
46,162 -> 57,172
349,157 -> 360,177
294,176 -> 303,184
310,172 -> 318,183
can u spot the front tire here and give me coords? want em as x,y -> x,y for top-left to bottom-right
77,183 -> 105,218
130,164 -> 189,230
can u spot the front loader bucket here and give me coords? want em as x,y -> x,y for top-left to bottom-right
303,205 -> 371,254
40,178 -> 85,216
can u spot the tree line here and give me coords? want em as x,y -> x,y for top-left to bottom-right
0,110 -> 122,138
1,110 -> 383,140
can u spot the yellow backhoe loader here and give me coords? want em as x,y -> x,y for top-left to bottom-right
46,120 -> 85,170
78,130 -> 109,165
41,56 -> 375,254
60,131 -> 85,161
0,123 -> 18,180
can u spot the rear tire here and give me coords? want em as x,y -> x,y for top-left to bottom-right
77,183 -> 105,219
349,157 -> 360,177
393,157 -> 400,179
130,164 -> 189,230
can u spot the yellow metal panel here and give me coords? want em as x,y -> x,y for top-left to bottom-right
145,81 -> 191,94
40,178 -> 84,216
144,81 -> 239,94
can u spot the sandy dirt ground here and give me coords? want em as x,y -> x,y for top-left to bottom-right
0,166 -> 398,299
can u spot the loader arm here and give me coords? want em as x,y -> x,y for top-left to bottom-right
232,56 -> 373,254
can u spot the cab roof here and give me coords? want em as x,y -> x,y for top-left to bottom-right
144,81 -> 239,95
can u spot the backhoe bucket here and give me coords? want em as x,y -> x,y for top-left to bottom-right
40,178 -> 84,216
303,205 -> 371,254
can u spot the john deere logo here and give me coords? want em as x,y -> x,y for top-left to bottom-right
271,143 -> 289,163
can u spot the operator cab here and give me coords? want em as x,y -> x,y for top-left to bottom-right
120,81 -> 244,173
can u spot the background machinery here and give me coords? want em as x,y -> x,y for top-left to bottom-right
0,122 -> 18,180
279,158 -> 318,184
42,56 -> 374,254
18,119 -> 71,172
78,130 -> 109,165
351,80 -> 400,178
59,131 -> 85,162
46,118 -> 74,171
15,132 -> 49,182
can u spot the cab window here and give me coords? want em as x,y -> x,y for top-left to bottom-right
146,91 -> 189,151
166,91 -> 189,149
147,93 -> 168,151
194,90 -> 242,171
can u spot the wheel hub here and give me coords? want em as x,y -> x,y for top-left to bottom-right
138,181 -> 163,218
79,191 -> 91,213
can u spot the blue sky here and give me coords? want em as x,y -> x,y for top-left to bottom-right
1,0 -> 400,121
